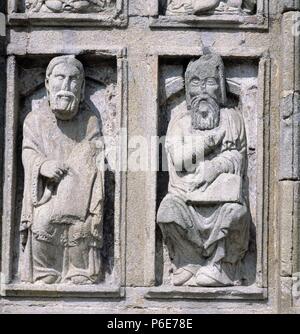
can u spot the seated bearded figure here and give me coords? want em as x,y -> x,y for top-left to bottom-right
157,53 -> 250,287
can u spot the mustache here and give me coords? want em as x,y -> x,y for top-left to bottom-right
51,90 -> 80,116
55,90 -> 77,100
190,94 -> 219,111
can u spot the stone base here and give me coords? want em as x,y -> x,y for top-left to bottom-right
145,285 -> 267,301
2,284 -> 124,298
149,13 -> 267,29
8,13 -> 128,27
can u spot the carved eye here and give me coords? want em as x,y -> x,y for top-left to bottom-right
56,75 -> 65,80
191,78 -> 201,86
206,78 -> 218,86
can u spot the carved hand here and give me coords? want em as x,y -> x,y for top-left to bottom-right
189,161 -> 220,192
40,160 -> 69,182
199,163 -> 220,191
90,215 -> 102,241
20,222 -> 29,252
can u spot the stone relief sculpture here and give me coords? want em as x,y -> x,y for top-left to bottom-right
20,56 -> 105,285
25,0 -> 116,13
157,54 -> 251,287
164,0 -> 256,15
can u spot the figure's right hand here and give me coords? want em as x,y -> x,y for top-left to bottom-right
20,229 -> 28,252
20,221 -> 29,252
40,160 -> 69,182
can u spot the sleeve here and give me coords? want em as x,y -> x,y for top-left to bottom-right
89,146 -> 105,217
165,113 -> 197,172
86,110 -> 102,141
21,113 -> 47,227
88,112 -> 105,218
210,108 -> 247,176
88,139 -> 105,246
209,149 -> 244,176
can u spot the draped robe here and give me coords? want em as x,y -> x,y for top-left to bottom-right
21,99 -> 105,284
157,107 -> 250,286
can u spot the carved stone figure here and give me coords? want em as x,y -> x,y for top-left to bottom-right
164,0 -> 256,15
20,56 -> 105,285
157,54 -> 250,287
25,0 -> 115,13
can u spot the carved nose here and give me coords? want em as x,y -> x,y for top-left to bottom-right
62,78 -> 70,90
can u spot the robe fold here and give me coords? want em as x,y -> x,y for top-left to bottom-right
21,99 -> 105,284
157,107 -> 250,285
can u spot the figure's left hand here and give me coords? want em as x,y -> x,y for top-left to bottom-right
189,162 -> 220,192
90,215 -> 102,241
198,164 -> 219,191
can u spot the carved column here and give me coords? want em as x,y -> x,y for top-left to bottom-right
0,5 -> 5,281
0,0 -> 296,314
279,9 -> 300,312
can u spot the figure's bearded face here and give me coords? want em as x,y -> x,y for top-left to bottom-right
46,63 -> 84,121
191,95 -> 220,131
188,75 -> 221,104
187,75 -> 222,130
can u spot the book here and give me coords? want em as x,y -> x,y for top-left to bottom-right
186,173 -> 243,204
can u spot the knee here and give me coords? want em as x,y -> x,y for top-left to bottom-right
157,194 -> 185,224
224,203 -> 248,225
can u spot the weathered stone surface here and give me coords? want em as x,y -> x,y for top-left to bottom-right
19,56 -> 105,285
280,12 -> 300,180
7,0 -> 128,27
1,52 -> 125,298
25,0 -> 116,13
156,53 -> 253,288
0,10 -> 5,279
163,0 -> 257,15
278,11 -> 300,314
279,0 -> 300,13
128,1 -> 158,16
279,181 -> 300,277
151,0 -> 267,29
0,0 -> 299,314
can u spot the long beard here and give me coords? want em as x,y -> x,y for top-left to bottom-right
191,96 -> 220,131
49,90 -> 80,120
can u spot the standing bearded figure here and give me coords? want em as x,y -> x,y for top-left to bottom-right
157,53 -> 250,287
20,56 -> 105,285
